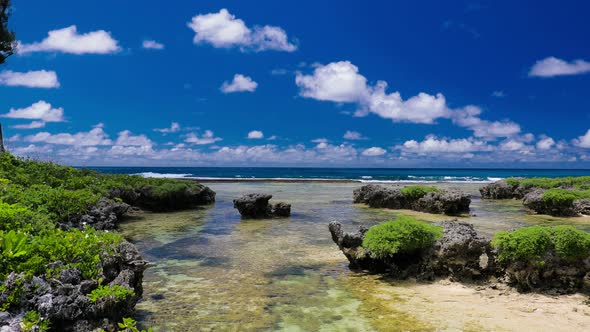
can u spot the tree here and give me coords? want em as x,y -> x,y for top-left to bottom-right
1,0 -> 16,64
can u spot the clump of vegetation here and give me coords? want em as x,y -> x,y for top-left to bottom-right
362,216 -> 443,258
492,225 -> 590,264
505,176 -> 590,190
88,285 -> 135,303
541,188 -> 590,207
21,310 -> 51,332
400,185 -> 439,201
111,317 -> 153,332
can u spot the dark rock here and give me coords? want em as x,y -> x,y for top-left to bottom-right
523,189 -> 579,217
272,202 -> 291,217
233,194 -> 291,218
60,198 -> 130,231
353,185 -> 470,216
479,180 -> 522,199
413,191 -> 471,215
233,193 -> 272,218
574,199 -> 590,216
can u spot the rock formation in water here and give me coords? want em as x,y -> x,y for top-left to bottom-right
353,184 -> 470,216
329,220 -> 495,281
233,193 -> 291,218
523,189 -> 590,217
479,180 -> 524,199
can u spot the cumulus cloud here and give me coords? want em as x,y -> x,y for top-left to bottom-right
154,122 -> 180,134
142,39 -> 164,50
296,61 -> 368,103
452,106 -> 521,138
187,9 -> 296,52
491,90 -> 505,98
23,126 -> 112,146
221,74 -> 257,93
343,130 -> 367,140
184,130 -> 222,145
0,70 -> 60,88
499,139 -> 526,151
247,130 -> 264,139
536,136 -> 556,150
18,25 -> 120,54
115,130 -> 153,147
2,101 -> 65,125
573,129 -> 590,148
398,135 -> 490,154
12,121 -> 46,129
361,147 -> 387,156
529,57 -> 590,77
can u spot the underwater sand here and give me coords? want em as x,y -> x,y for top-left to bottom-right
118,182 -> 590,331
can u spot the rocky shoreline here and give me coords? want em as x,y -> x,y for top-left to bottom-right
329,219 -> 590,294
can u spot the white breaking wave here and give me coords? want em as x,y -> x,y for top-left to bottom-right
134,172 -> 192,178
361,176 -> 373,179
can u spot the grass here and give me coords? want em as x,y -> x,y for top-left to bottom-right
504,176 -> 590,190
541,188 -> 590,206
88,285 -> 136,303
400,185 -> 439,201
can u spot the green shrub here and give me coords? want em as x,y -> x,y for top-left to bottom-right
551,226 -> 590,260
492,226 -> 552,264
492,225 -> 590,264
362,216 -> 442,258
505,176 -> 590,190
541,189 -> 590,208
88,285 -> 135,303
400,185 -> 439,201
22,310 -> 51,332
0,202 -> 51,233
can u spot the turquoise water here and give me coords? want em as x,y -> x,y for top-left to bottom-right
118,182 -> 590,331
90,167 -> 590,182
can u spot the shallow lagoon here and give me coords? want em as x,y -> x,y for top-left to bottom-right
119,182 -> 590,331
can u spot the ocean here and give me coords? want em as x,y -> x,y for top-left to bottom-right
88,167 -> 590,183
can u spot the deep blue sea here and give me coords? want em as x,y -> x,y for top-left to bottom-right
87,167 -> 590,183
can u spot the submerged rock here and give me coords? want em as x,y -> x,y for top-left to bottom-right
353,184 -> 470,216
329,220 -> 495,281
233,193 -> 291,218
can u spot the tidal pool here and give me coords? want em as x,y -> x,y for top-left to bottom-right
118,182 -> 590,331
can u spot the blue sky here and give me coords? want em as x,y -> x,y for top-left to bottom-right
1,0 -> 589,167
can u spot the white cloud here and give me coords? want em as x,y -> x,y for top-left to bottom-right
296,61 -> 450,124
115,130 -> 153,146
2,101 -> 65,123
142,39 -> 165,50
23,126 -> 112,146
0,70 -> 60,88
529,57 -> 590,77
573,129 -> 590,148
296,61 -> 525,137
452,106 -> 521,138
221,74 -> 257,93
296,61 -> 368,103
362,147 -> 387,156
499,139 -> 526,151
247,130 -> 264,139
343,130 -> 366,140
12,121 -> 46,129
491,90 -> 505,98
399,135 -> 490,154
18,25 -> 120,54
187,9 -> 296,52
154,122 -> 180,134
184,130 -> 222,145
536,136 -> 555,150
